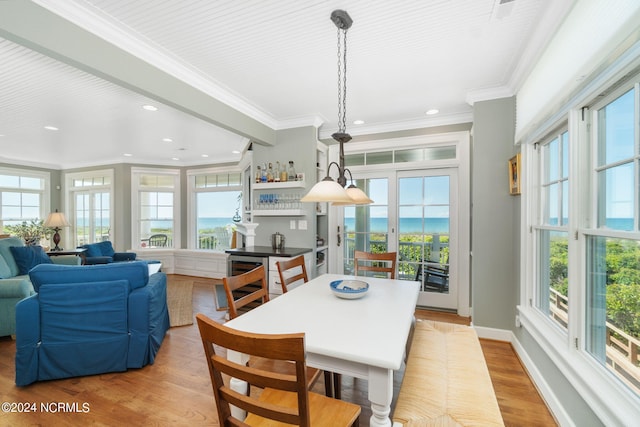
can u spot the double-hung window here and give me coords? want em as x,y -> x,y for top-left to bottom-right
0,167 -> 49,231
585,86 -> 640,389
523,74 -> 640,424
132,168 -> 180,249
187,169 -> 242,250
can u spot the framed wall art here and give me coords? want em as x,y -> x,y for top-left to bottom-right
509,153 -> 521,195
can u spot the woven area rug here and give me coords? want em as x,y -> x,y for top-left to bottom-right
167,280 -> 194,327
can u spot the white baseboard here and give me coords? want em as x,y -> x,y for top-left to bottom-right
474,326 -> 571,427
473,325 -> 513,342
510,333 -> 573,427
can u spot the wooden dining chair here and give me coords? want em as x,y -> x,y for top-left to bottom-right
222,265 -> 270,319
353,250 -> 397,279
276,256 -> 342,399
222,265 -> 321,392
275,255 -> 308,293
196,313 -> 361,427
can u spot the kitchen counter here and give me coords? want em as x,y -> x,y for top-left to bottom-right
225,246 -> 312,258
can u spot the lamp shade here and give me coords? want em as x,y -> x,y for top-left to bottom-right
333,185 -> 374,206
44,211 -> 70,228
300,178 -> 354,203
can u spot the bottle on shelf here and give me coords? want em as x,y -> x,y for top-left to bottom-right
255,165 -> 262,183
274,161 -> 281,182
261,163 -> 267,182
267,163 -> 274,182
280,161 -> 288,182
288,161 -> 296,181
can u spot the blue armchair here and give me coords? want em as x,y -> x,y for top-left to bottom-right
15,261 -> 170,386
78,241 -> 136,265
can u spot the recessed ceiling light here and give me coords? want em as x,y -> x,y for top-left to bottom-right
44,126 -> 59,131
231,150 -> 241,154
201,154 -> 210,158
426,109 -> 439,115
353,120 -> 365,125
123,153 -> 133,157
142,105 -> 158,111
171,157 -> 180,161
162,137 -> 173,142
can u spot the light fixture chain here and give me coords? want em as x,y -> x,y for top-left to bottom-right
342,28 -> 348,134
336,26 -> 348,134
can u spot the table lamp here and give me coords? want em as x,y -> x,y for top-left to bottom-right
44,210 -> 70,251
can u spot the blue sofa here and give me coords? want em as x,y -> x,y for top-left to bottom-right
78,241 -> 136,265
0,237 -> 80,338
15,261 -> 170,386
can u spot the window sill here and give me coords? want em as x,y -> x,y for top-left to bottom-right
517,305 -> 640,426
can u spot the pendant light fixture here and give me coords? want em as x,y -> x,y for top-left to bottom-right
301,10 -> 373,205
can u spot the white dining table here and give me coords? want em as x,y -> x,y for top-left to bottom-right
224,273 -> 420,427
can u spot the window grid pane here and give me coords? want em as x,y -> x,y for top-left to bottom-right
536,130 -> 569,331
586,83 -> 640,397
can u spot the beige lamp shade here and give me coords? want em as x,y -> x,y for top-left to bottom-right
300,178 -> 354,204
332,185 -> 374,206
44,211 -> 70,228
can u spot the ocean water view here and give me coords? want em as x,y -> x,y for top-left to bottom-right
345,217 -> 449,234
163,217 -> 634,234
190,217 -> 449,233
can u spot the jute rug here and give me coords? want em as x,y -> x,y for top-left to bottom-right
166,279 -> 194,327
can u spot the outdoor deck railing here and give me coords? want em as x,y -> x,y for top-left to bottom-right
549,288 -> 640,391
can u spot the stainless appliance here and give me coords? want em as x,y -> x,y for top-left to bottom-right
271,232 -> 285,250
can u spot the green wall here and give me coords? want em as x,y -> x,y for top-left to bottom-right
471,97 -> 518,329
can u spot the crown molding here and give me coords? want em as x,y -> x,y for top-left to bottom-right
318,111 -> 473,140
465,86 -> 515,106
33,0 -> 279,130
275,115 -> 325,130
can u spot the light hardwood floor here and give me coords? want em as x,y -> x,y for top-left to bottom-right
0,275 -> 557,426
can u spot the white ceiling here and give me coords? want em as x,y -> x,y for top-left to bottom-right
0,0 -> 573,169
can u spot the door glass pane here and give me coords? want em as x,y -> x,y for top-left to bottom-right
343,178 -> 388,274
398,175 -> 450,293
586,236 -> 640,395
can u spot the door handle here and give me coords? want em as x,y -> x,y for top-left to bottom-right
337,225 -> 341,247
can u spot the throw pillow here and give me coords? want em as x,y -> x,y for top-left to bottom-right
10,245 -> 53,275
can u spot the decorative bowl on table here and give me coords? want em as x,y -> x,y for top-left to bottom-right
330,279 -> 369,299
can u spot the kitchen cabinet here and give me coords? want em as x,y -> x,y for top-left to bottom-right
268,251 -> 313,296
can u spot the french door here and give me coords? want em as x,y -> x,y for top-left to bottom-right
73,190 -> 111,246
337,168 -> 459,310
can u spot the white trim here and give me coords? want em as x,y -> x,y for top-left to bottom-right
473,325 -> 512,342
318,112 -> 473,141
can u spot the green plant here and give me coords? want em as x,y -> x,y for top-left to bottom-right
4,219 -> 53,245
